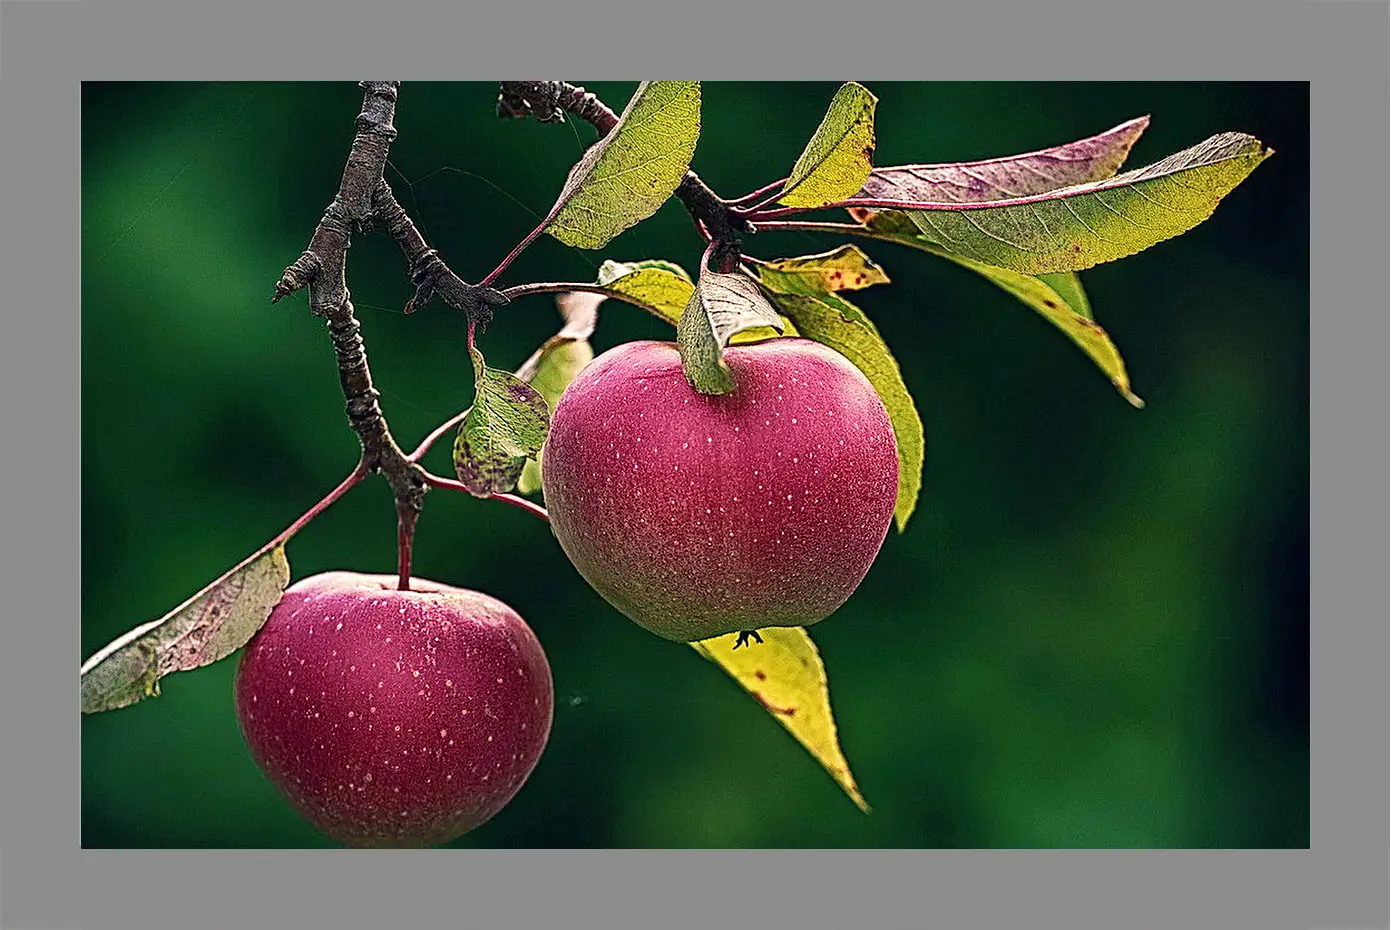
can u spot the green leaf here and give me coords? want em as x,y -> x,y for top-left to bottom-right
691,627 -> 869,813
856,211 -> 1141,407
849,116 -> 1150,206
514,292 -> 601,495
593,258 -> 695,325
882,132 -> 1272,274
81,543 -> 291,714
677,266 -> 785,394
454,345 -> 551,495
761,289 -> 924,531
543,81 -> 702,250
755,245 -> 891,296
778,82 -> 878,209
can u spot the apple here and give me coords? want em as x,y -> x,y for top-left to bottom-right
541,338 -> 899,642
234,572 -> 553,847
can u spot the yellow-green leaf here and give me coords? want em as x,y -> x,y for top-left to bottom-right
778,82 -> 878,209
1037,271 -> 1093,320
593,258 -> 695,325
756,245 -> 890,296
763,289 -> 924,531
691,627 -> 869,813
544,81 -> 702,250
893,132 -> 1272,274
677,266 -> 785,394
81,543 -> 292,714
857,211 -> 1141,406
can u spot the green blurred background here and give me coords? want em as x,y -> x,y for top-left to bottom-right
81,82 -> 1308,848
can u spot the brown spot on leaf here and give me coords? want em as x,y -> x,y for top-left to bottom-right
750,690 -> 796,716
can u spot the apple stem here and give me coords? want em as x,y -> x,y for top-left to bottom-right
396,497 -> 420,591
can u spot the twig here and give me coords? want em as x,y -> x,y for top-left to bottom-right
372,181 -> 509,324
497,81 -> 619,134
271,80 -> 427,588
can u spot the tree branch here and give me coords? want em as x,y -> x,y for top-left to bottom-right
497,81 -> 619,134
372,180 -> 509,324
272,80 -> 427,588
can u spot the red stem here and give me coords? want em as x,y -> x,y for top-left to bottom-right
275,459 -> 371,547
396,502 -> 419,590
408,411 -> 469,462
739,205 -> 812,222
478,217 -> 551,289
488,492 -> 552,524
421,471 -> 551,524
728,177 -> 787,209
749,219 -> 866,234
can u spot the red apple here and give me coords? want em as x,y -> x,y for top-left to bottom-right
541,338 -> 899,642
234,572 -> 553,847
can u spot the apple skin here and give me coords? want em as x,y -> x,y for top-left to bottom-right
234,572 -> 553,848
541,338 -> 899,642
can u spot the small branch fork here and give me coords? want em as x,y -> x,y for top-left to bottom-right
272,81 -> 545,589
272,82 -> 428,589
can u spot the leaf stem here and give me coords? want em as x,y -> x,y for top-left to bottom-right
750,219 -> 865,234
728,177 -> 788,209
408,411 -> 470,463
487,492 -> 552,524
500,281 -> 681,326
420,471 -> 551,524
501,281 -> 612,301
478,217 -> 551,288
739,205 -> 817,222
748,219 -> 902,248
277,459 -> 372,548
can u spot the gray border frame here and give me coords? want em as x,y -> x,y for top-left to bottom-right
3,0 -> 1383,928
